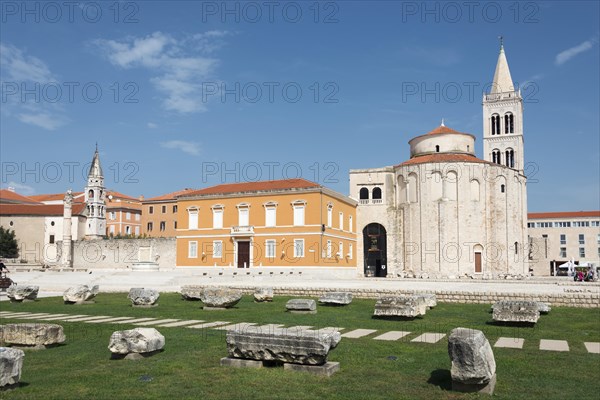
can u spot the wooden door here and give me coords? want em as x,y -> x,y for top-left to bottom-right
237,242 -> 250,268
475,252 -> 482,273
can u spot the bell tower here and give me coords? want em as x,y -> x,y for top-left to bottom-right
483,38 -> 525,173
84,145 -> 106,239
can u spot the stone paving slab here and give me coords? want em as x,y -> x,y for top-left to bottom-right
5,313 -> 52,319
540,339 -> 569,352
85,317 -> 136,324
341,329 -> 377,338
214,322 -> 257,331
186,321 -> 230,329
64,315 -> 112,322
134,319 -> 179,326
116,317 -> 158,324
373,331 -> 411,341
494,337 -> 525,349
0,312 -> 33,317
44,314 -> 89,321
584,342 -> 600,354
24,314 -> 69,320
252,324 -> 284,332
411,332 -> 446,343
158,320 -> 205,327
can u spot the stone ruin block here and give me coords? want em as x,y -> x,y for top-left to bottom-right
448,327 -> 496,394
108,328 -> 165,360
200,288 -> 243,309
373,296 -> 427,318
0,347 -> 24,389
253,287 -> 274,302
286,299 -> 317,313
492,301 -> 540,324
128,288 -> 160,307
7,285 -> 38,302
319,292 -> 353,306
0,323 -> 66,349
63,285 -> 99,304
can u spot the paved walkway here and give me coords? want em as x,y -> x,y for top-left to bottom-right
1,311 -> 598,354
1,269 -> 599,299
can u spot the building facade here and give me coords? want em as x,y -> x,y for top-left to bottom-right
142,189 -> 195,237
349,44 -> 528,278
176,179 -> 357,268
528,211 -> 600,275
105,191 -> 142,236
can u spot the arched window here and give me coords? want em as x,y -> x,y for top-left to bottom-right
435,145 -> 440,152
359,187 -> 369,203
514,241 -> 519,255
372,187 -> 382,200
505,149 -> 515,168
491,114 -> 500,135
500,184 -> 505,193
492,149 -> 501,164
88,189 -> 94,199
505,112 -> 514,133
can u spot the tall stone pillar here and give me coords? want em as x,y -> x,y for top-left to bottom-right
61,189 -> 73,268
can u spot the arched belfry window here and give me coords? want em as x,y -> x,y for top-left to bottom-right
372,187 -> 382,202
505,112 -> 514,134
435,145 -> 440,152
492,149 -> 501,164
491,114 -> 500,135
505,149 -> 515,168
359,187 -> 369,202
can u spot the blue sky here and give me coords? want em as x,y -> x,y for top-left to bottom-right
1,0 -> 598,211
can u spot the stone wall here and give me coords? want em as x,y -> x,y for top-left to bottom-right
69,238 -> 176,269
184,284 -> 600,308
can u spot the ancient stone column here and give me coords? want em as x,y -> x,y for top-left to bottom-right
61,189 -> 73,268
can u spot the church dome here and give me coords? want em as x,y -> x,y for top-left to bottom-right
408,123 -> 476,158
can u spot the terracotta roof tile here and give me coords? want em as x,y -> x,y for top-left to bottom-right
145,188 -> 197,202
29,192 -> 84,202
108,190 -> 140,201
425,125 -> 467,135
181,179 -> 321,197
0,203 -> 86,216
396,153 -> 492,167
0,190 -> 41,204
528,211 -> 600,219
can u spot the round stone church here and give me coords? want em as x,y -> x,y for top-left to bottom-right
349,44 -> 528,278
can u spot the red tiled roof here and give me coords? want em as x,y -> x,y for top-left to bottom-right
145,188 -> 197,202
181,179 -> 321,197
0,203 -> 86,216
528,211 -> 600,219
396,153 -> 492,167
29,192 -> 84,202
108,190 -> 140,202
424,125 -> 468,135
0,190 -> 41,204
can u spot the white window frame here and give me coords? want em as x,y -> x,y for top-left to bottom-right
109,225 -> 115,234
338,241 -> 343,258
348,243 -> 353,259
126,212 -> 131,220
326,240 -> 332,258
339,212 -> 343,230
189,241 -> 198,258
213,240 -> 223,258
265,239 -> 276,258
349,215 -> 353,233
188,207 -> 199,230
292,201 -> 306,226
135,213 -> 140,221
212,206 -> 224,229
293,239 -> 305,258
134,226 -> 140,235
265,205 -> 277,227
237,204 -> 250,226
327,204 -> 333,227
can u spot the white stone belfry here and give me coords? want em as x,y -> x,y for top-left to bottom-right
61,189 -> 73,268
483,41 -> 525,173
85,146 -> 106,239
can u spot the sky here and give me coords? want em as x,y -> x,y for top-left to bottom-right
0,0 -> 598,212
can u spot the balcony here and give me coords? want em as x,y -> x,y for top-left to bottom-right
484,90 -> 520,102
231,226 -> 255,236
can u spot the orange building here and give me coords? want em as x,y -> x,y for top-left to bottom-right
105,191 -> 142,236
142,189 -> 196,237
176,179 -> 357,268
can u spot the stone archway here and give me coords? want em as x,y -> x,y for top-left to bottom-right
363,223 -> 387,277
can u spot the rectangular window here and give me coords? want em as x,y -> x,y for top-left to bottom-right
135,226 -> 140,235
149,206 -> 154,214
49,234 -> 55,244
293,205 -> 305,226
349,243 -> 353,259
592,221 -> 600,227
189,241 -> 198,258
238,208 -> 249,226
294,239 -> 304,258
559,247 -> 567,258
147,222 -> 153,232
327,206 -> 332,227
579,247 -> 585,258
213,241 -> 222,258
188,209 -> 198,230
597,234 -> 600,244
338,242 -> 343,258
579,234 -> 585,245
174,221 -> 177,229
349,215 -> 353,232
213,209 -> 223,229
160,221 -> 166,231
135,213 -> 140,221
173,205 -> 178,213
265,207 -> 276,227
560,234 -> 566,245
125,226 -> 131,235
266,240 -> 276,258
339,212 -> 343,230
126,212 -> 131,220
110,225 -> 115,234
162,205 -> 166,213
326,240 -> 332,258
110,212 -> 116,220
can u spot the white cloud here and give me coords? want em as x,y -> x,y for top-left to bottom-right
555,36 -> 598,65
93,31 -> 230,114
147,122 -> 158,129
5,181 -> 36,196
0,42 -> 68,131
160,140 -> 201,156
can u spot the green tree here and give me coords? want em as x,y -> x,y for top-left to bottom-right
0,226 -> 19,258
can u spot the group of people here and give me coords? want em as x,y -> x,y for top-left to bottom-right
573,265 -> 598,282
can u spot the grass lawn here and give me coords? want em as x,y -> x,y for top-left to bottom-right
1,293 -> 599,399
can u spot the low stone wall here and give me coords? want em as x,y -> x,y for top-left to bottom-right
183,285 -> 600,308
69,238 -> 176,269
